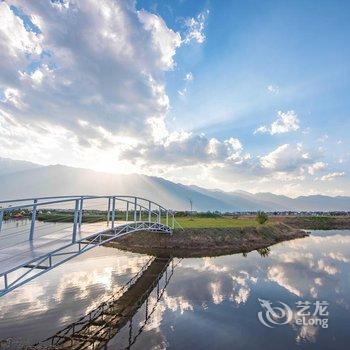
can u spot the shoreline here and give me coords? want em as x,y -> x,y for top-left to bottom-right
272,216 -> 350,230
105,223 -> 308,258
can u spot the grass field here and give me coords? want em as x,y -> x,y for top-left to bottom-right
35,211 -> 263,229
175,216 -> 260,228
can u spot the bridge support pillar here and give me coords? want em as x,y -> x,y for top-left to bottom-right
134,198 -> 137,224
78,197 -> 83,228
29,199 -> 38,240
0,210 -> 3,233
126,201 -> 129,222
107,197 -> 111,226
148,201 -> 151,223
111,197 -> 116,229
72,199 -> 80,243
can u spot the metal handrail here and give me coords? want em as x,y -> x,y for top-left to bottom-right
0,195 -> 169,210
0,195 -> 169,212
0,195 -> 176,237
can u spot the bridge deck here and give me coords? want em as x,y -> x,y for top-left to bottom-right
0,195 -> 174,297
0,221 -> 129,275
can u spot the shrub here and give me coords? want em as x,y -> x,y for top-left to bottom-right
256,211 -> 268,224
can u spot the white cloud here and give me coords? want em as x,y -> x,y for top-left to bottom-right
178,72 -> 194,97
320,172 -> 345,181
183,10 -> 209,44
260,143 -> 313,172
185,72 -> 193,81
267,85 -> 279,94
0,0 -> 183,153
308,161 -> 326,175
0,1 -> 42,58
1,87 -> 25,109
121,132 -> 246,166
138,10 -> 181,70
254,110 -> 300,135
178,87 -> 187,96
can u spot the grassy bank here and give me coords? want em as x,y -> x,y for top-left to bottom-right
106,223 -> 307,258
175,216 -> 259,228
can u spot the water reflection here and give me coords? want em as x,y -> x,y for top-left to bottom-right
0,230 -> 349,349
39,257 -> 176,349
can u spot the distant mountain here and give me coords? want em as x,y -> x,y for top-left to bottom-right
0,157 -> 349,211
0,161 -> 230,211
0,157 -> 42,176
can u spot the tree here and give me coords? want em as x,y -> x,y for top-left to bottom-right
256,211 -> 268,224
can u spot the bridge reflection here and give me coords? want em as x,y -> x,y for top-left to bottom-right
38,256 -> 178,349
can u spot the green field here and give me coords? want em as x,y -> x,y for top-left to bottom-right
35,211 -> 264,229
174,216 -> 260,228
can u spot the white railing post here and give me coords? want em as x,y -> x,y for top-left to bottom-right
158,206 -> 161,224
172,213 -> 175,229
29,199 -> 38,240
148,201 -> 151,223
166,210 -> 169,227
126,201 -> 129,222
139,205 -> 142,221
111,197 -> 116,229
134,198 -> 137,224
107,197 -> 111,226
0,210 -> 3,233
72,199 -> 79,243
78,197 -> 83,228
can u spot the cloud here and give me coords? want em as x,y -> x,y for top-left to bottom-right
0,0 -> 182,152
308,161 -> 326,175
138,10 -> 181,70
178,72 -> 194,97
185,72 -> 193,82
121,132 -> 246,166
0,2 -> 42,58
178,87 -> 187,96
1,87 -> 25,109
260,143 -> 314,172
254,110 -> 300,135
267,85 -> 279,94
320,172 -> 345,181
183,10 -> 209,44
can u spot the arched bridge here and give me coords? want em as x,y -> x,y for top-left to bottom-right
0,195 -> 176,297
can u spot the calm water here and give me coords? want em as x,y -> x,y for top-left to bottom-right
0,229 -> 350,349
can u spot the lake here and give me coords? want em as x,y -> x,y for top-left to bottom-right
0,228 -> 349,349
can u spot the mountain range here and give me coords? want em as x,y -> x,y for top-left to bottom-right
0,157 -> 349,211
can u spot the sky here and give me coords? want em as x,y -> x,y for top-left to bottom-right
0,0 -> 349,197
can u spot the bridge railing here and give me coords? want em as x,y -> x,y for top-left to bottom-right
0,195 -> 175,242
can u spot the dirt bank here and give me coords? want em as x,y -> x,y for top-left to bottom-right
105,223 -> 308,258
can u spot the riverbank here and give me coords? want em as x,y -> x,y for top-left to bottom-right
105,223 -> 307,258
272,216 -> 350,230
